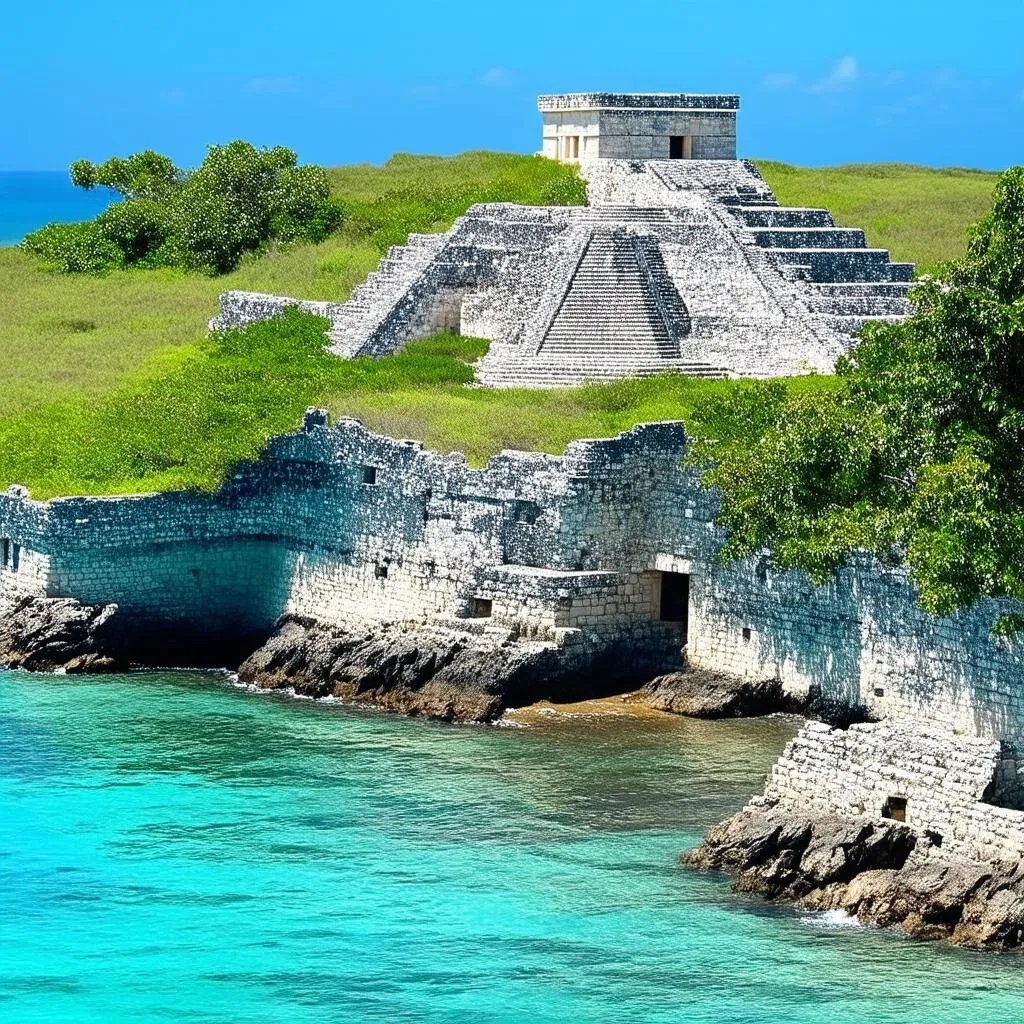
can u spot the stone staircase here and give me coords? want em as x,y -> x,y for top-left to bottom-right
729,205 -> 915,333
541,229 -> 677,360
478,227 -> 728,387
327,232 -> 449,356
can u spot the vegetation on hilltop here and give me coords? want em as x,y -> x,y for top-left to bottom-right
755,161 -> 998,276
0,152 -> 584,417
22,143 -> 343,274
0,151 -> 1005,513
689,166 -> 1024,624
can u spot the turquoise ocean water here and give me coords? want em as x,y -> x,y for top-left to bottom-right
0,172 -> 115,245
2,669 -> 1023,1023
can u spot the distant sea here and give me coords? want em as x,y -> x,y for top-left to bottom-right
0,171 -> 117,246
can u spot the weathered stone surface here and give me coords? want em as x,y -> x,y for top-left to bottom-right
237,614 -> 654,723
0,595 -> 124,673
683,803 -> 1024,951
643,668 -> 799,718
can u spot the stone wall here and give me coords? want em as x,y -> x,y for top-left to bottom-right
766,720 -> 1024,864
1,414 -> 1022,743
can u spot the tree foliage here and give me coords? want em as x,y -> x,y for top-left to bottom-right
25,142 -> 343,275
687,165 -> 1024,622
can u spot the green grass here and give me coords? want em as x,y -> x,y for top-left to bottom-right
0,310 -> 836,499
0,152 -> 1004,497
755,161 -> 999,275
0,152 -> 583,419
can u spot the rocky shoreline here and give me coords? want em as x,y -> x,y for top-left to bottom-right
683,799 -> 1024,950
0,595 -> 126,673
236,614 -> 677,723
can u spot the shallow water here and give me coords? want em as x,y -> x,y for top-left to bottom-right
2,670 -> 1022,1023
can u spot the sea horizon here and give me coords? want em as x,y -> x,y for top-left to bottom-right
0,170 -> 117,246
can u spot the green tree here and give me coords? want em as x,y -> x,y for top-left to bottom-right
687,165 -> 1024,624
70,150 -> 181,200
25,142 -> 342,274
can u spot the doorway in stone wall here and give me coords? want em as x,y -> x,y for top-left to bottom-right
658,571 -> 690,642
669,136 -> 692,160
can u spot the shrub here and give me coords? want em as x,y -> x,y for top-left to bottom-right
28,142 -> 344,275
95,199 -> 173,265
21,222 -> 123,273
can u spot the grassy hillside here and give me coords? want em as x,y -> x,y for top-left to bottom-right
0,311 -> 835,499
0,153 -> 1002,497
755,162 -> 998,275
0,152 -> 581,419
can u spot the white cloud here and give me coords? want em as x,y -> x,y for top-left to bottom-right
481,67 -> 517,88
761,72 -> 798,90
811,56 -> 859,93
246,77 -> 298,96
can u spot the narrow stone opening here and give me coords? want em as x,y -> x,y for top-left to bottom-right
471,598 -> 493,619
362,466 -> 379,486
1,538 -> 8,568
742,627 -> 752,642
882,796 -> 908,823
11,543 -> 20,573
658,571 -> 690,643
374,563 -> 388,579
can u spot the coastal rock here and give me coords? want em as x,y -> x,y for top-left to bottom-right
0,595 -> 125,673
683,802 -> 1024,950
238,615 -> 652,723
643,668 -> 800,718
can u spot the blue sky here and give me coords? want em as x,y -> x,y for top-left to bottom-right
2,0 -> 1022,171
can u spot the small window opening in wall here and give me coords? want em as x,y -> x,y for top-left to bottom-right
471,598 -> 493,619
1,539 -> 8,567
375,563 -> 388,579
11,543 -> 20,573
362,465 -> 379,486
924,829 -> 944,849
882,796 -> 908,823
874,687 -> 885,698
742,627 -> 752,642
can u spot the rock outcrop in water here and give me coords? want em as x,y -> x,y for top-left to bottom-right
643,668 -> 800,718
683,799 -> 1024,950
0,595 -> 125,673
237,614 -> 661,723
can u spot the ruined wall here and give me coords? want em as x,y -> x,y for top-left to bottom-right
766,720 -> 1024,864
1,415 -> 1022,742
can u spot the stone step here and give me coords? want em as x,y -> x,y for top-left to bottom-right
816,296 -> 912,316
825,313 -> 908,334
734,207 -> 835,228
765,248 -> 898,283
889,263 -> 916,282
814,282 -> 914,298
751,227 -> 867,249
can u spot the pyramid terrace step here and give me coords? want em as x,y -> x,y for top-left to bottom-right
765,248 -> 897,282
814,282 -> 914,298
751,227 -> 867,249
733,207 -> 835,228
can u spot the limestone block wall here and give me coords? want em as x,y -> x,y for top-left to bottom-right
1,413 -> 1022,745
211,291 -> 344,333
766,720 -> 1024,864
